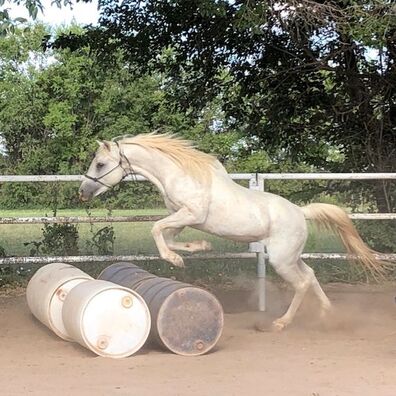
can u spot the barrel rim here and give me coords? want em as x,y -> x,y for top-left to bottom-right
47,276 -> 93,340
156,286 -> 224,356
26,269 -> 93,341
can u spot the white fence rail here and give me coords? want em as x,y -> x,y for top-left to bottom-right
0,212 -> 395,225
1,172 -> 396,182
1,172 -> 395,311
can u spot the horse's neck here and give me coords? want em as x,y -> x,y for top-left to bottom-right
121,142 -> 231,194
122,144 -> 182,192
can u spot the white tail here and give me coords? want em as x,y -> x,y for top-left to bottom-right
301,203 -> 385,279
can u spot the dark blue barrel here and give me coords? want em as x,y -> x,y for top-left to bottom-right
98,262 -> 224,356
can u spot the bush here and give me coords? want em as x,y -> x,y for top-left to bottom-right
0,181 -> 163,209
356,220 -> 396,253
86,225 -> 116,255
24,223 -> 79,256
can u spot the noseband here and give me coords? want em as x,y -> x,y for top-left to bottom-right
84,141 -> 135,188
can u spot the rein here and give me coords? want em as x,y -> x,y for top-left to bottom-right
84,141 -> 136,188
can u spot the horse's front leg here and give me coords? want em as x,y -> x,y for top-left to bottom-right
164,228 -> 212,253
151,207 -> 206,267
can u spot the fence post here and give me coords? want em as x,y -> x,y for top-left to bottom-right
248,174 -> 266,312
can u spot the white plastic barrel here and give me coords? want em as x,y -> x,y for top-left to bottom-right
62,280 -> 151,358
26,263 -> 93,340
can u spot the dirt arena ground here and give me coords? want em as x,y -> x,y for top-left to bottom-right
1,282 -> 395,396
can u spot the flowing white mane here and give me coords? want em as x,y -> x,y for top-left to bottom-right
118,133 -> 218,183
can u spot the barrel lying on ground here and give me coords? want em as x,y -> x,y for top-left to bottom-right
62,279 -> 151,358
26,263 -> 92,340
98,262 -> 224,356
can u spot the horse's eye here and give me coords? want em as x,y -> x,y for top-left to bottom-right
96,162 -> 105,169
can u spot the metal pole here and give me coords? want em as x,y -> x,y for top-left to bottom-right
257,250 -> 266,312
248,174 -> 266,312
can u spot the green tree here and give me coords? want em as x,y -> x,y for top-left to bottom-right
56,0 -> 395,211
0,25 -> 189,174
2,24 -> 265,207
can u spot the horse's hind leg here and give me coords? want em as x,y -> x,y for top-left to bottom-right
266,242 -> 315,331
298,259 -> 332,317
267,240 -> 332,330
271,264 -> 313,331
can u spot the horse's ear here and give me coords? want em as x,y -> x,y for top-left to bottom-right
96,140 -> 111,151
103,140 -> 111,151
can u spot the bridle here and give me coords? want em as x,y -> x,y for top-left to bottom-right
84,141 -> 135,188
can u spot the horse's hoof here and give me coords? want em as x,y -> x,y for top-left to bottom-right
271,320 -> 287,332
171,254 -> 185,268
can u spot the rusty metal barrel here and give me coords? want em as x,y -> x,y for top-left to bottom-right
62,279 -> 151,358
98,262 -> 224,356
26,263 -> 93,340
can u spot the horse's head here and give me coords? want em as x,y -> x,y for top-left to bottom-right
79,140 -> 125,201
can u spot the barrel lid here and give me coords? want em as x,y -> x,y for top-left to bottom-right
80,287 -> 151,358
156,287 -> 224,356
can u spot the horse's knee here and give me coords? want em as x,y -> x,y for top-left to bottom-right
151,223 -> 162,238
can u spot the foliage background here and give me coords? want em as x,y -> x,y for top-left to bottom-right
0,1 -> 395,284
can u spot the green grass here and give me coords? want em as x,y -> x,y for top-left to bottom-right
0,208 -> 344,256
2,208 -> 370,286
0,208 -> 249,256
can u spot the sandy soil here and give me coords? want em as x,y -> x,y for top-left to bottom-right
1,282 -> 395,396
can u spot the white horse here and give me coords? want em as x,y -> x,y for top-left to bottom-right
79,133 -> 382,330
